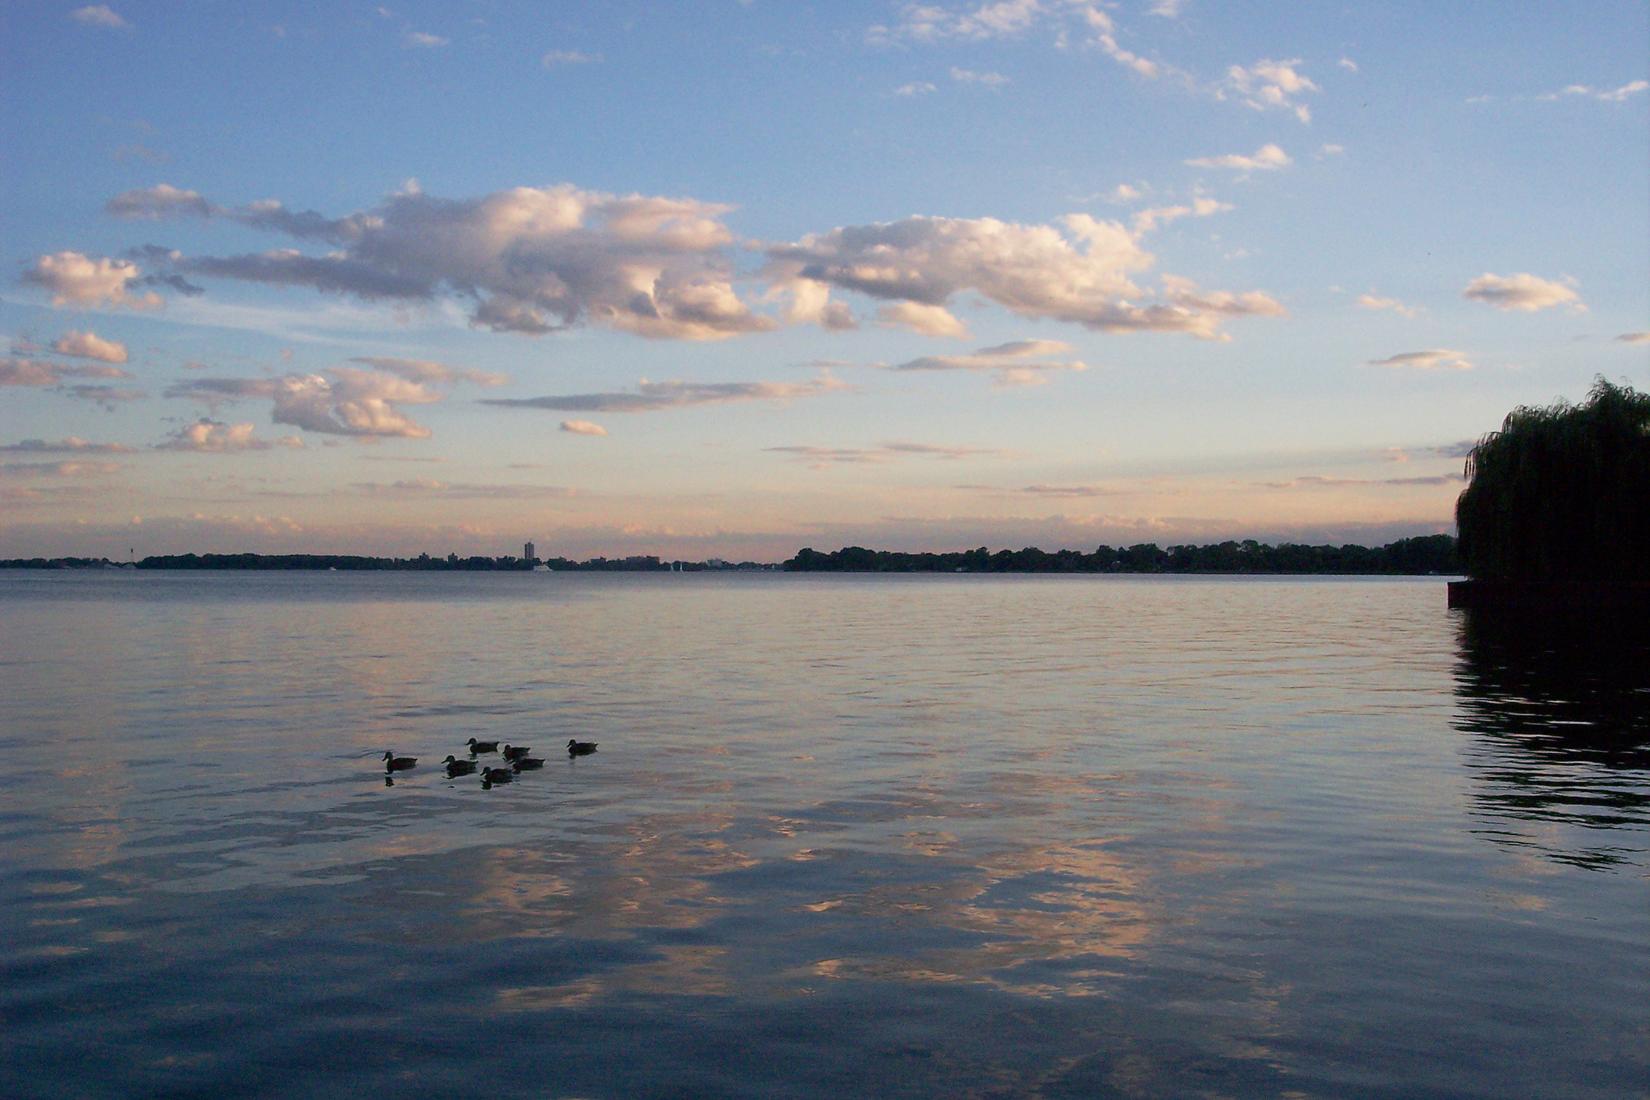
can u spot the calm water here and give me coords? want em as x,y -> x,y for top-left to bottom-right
1,572 -> 1645,1099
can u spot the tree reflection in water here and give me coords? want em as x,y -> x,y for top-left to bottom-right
1453,607 -> 1650,870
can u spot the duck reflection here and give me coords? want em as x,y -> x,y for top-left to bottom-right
1453,608 -> 1650,869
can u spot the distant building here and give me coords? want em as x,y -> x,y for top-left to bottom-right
524,540 -> 536,562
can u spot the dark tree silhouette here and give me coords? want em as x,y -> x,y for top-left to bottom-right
1455,378 -> 1650,582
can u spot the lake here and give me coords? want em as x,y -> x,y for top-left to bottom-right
1,572 -> 1645,1098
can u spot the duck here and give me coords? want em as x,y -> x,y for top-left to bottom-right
442,755 -> 478,775
466,738 -> 499,754
501,744 -> 532,762
480,767 -> 514,788
382,752 -> 418,771
510,756 -> 545,771
567,740 -> 598,756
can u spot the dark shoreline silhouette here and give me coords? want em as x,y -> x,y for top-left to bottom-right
1,535 -> 1460,575
784,534 -> 1457,574
1449,378 -> 1648,610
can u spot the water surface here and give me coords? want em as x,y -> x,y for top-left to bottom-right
2,572 -> 1645,1098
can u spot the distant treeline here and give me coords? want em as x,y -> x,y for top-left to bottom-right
0,552 -> 775,572
784,534 -> 1459,574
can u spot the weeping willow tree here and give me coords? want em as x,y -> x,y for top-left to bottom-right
1455,378 -> 1650,581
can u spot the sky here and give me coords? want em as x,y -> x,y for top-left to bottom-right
2,1 -> 1646,561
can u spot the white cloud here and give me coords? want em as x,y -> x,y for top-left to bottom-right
157,418 -> 304,452
166,366 -> 449,440
122,182 -> 773,341
1185,143 -> 1291,173
770,212 -> 1279,339
347,356 -> 508,387
106,183 -> 211,219
1338,57 -> 1358,73
1,357 -> 131,387
1130,196 -> 1231,235
1317,143 -> 1345,158
1616,332 -> 1650,344
1366,349 -> 1474,371
1148,0 -> 1184,17
876,301 -> 970,338
1102,183 -> 1142,204
1356,293 -> 1419,318
950,67 -> 1010,88
543,49 -> 600,66
1221,58 -> 1319,122
894,81 -> 938,96
560,419 -> 608,436
22,251 -> 163,309
888,338 -> 1088,386
1537,80 -> 1648,102
1461,272 -> 1582,312
70,5 -> 129,30
870,0 -> 1044,44
403,31 -> 448,48
52,330 -> 130,363
482,372 -> 850,414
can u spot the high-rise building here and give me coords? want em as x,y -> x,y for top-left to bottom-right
524,541 -> 536,562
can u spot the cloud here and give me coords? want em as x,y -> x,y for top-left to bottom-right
560,419 -> 608,436
51,330 -> 129,363
353,479 -> 573,500
156,418 -> 303,453
1,357 -> 132,387
1130,196 -> 1231,235
1317,143 -> 1345,158
895,81 -> 938,96
888,338 -> 1088,386
106,183 -> 212,220
64,385 -> 148,408
347,356 -> 508,387
957,482 -> 1124,497
483,373 -> 850,414
1185,143 -> 1291,173
21,251 -> 163,309
870,0 -> 1044,44
1356,293 -> 1419,318
1461,272 -> 1582,312
1366,349 -> 1473,371
1261,474 -> 1464,489
120,182 -> 773,340
950,67 -> 1010,88
70,5 -> 129,30
1537,80 -> 1648,102
166,366 -> 446,439
876,301 -> 969,337
0,437 -> 136,455
769,212 -> 1279,339
1148,0 -> 1184,17
542,49 -> 600,66
0,460 -> 123,479
1615,332 -> 1650,345
1221,58 -> 1319,122
403,31 -> 448,48
1076,6 -> 1165,79
1338,57 -> 1359,73
767,441 -> 1003,467
1102,184 -> 1141,204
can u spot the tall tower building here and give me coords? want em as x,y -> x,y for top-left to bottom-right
524,540 -> 536,562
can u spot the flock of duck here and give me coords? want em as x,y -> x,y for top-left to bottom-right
381,737 -> 597,788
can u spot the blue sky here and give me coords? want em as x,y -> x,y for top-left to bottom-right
2,1 -> 1646,559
